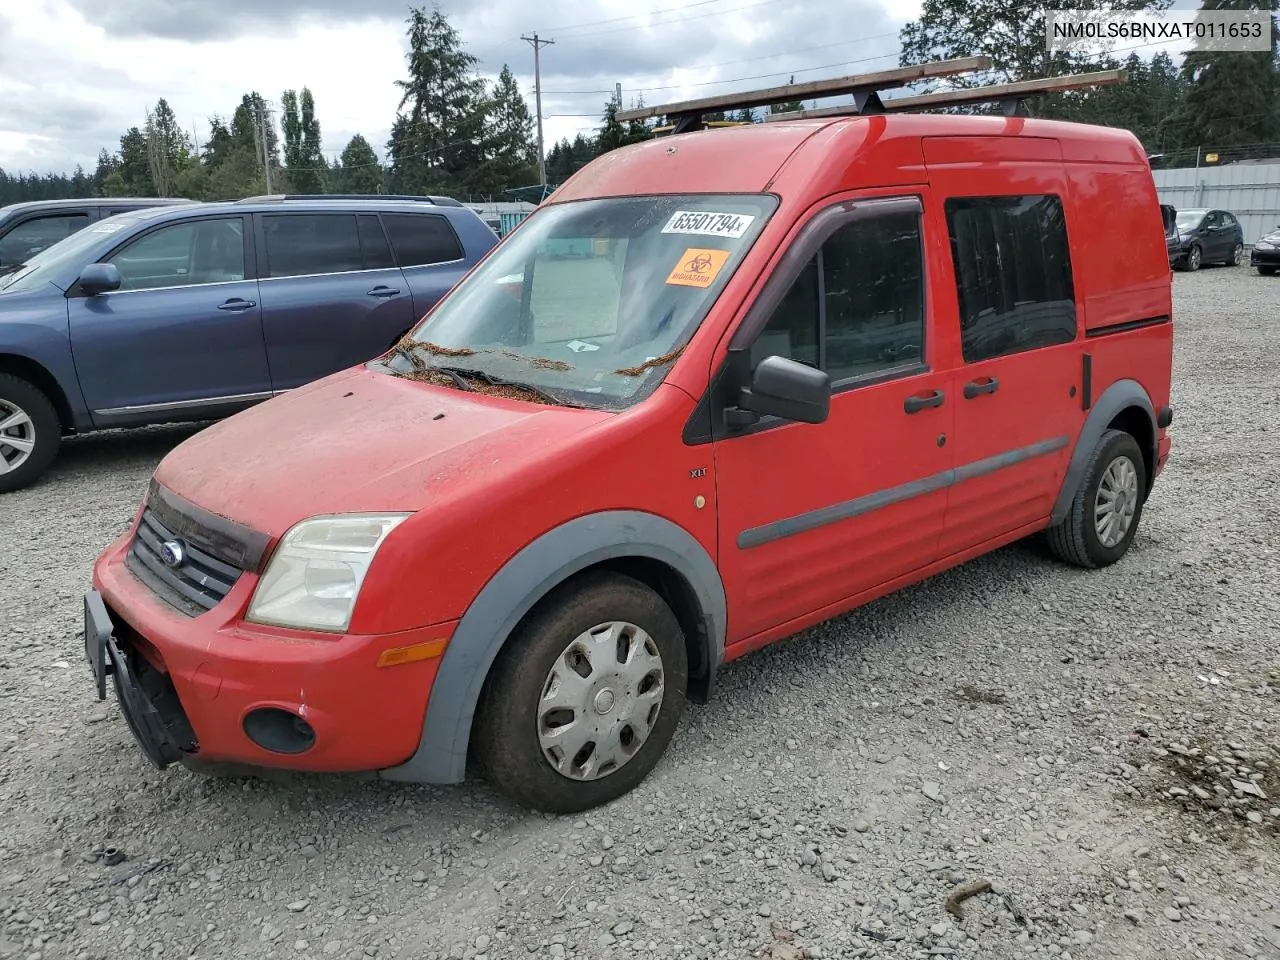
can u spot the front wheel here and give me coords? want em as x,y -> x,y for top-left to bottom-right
1258,265 -> 1277,276
473,572 -> 688,813
1045,429 -> 1148,569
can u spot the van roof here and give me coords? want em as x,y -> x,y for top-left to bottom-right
551,112 -> 1149,203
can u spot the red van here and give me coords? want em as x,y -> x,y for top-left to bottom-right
82,66 -> 1174,814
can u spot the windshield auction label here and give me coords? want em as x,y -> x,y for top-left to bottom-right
666,248 -> 731,288
661,211 -> 755,239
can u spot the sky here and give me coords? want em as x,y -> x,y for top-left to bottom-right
0,0 -> 1206,179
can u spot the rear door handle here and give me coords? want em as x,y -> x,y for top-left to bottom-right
367,286 -> 401,298
904,389 -> 944,414
217,298 -> 256,311
963,376 -> 999,399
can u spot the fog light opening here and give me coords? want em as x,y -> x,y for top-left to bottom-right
243,707 -> 316,755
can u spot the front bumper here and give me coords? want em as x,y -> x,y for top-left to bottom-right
1249,246 -> 1280,266
85,531 -> 455,774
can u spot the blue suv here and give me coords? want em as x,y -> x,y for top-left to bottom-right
0,195 -> 499,492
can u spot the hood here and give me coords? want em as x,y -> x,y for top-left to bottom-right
153,365 -> 613,537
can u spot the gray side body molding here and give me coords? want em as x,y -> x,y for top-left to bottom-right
1049,378 -> 1156,526
378,510 -> 727,784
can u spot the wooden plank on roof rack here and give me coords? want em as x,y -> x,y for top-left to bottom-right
763,69 -> 1128,121
615,56 -> 993,123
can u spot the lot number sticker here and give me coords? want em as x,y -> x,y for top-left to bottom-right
661,210 -> 755,239
666,248 -> 731,288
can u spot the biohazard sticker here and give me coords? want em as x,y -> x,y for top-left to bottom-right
661,210 -> 755,239
666,248 -> 731,288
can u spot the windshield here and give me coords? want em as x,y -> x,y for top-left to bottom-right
1174,211 -> 1205,230
379,193 -> 779,409
0,215 -> 142,294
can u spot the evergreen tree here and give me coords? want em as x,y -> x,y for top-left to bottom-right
336,134 -> 383,194
487,65 -> 538,189
1166,0 -> 1280,156
898,0 -> 1174,104
388,4 -> 489,195
281,87 -> 326,193
143,98 -> 191,197
768,77 -> 804,115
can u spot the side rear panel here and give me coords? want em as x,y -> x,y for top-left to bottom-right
1062,138 -> 1173,431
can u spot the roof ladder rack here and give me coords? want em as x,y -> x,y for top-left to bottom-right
764,69 -> 1128,122
615,56 -> 994,134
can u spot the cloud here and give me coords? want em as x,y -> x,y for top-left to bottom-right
1,0 -> 919,177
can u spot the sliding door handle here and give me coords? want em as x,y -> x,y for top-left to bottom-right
963,376 -> 999,399
904,389 -> 944,414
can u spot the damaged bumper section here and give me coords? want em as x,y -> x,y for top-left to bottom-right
84,518 -> 454,776
85,589 -> 197,768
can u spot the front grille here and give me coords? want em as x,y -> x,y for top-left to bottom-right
124,480 -> 270,617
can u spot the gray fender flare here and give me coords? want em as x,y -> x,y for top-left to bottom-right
1049,378 -> 1156,526
378,510 -> 727,784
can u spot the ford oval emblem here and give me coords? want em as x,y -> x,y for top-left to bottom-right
159,539 -> 185,568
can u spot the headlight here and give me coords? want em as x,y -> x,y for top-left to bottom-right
246,513 -> 410,632
1256,240 -> 1275,250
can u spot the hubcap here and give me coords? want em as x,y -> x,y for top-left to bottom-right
1094,455 -> 1139,548
536,621 -> 665,781
0,399 -> 35,475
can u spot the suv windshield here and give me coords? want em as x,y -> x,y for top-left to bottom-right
0,215 -> 143,294
379,193 -> 778,409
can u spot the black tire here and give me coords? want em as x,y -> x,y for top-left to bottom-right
472,571 -> 688,814
1184,244 -> 1202,271
0,373 -> 61,494
1258,266 -> 1277,276
1045,429 -> 1148,570
1227,242 -> 1243,266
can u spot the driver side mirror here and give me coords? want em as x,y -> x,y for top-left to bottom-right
78,262 -> 121,296
728,355 -> 830,428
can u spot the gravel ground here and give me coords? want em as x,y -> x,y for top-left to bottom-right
2,263 -> 1278,960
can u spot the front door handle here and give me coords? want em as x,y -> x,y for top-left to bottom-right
217,298 -> 256,311
367,286 -> 401,298
963,376 -> 999,399
904,389 -> 944,414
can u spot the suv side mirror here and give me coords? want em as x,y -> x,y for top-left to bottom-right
729,355 -> 831,427
78,262 -> 121,296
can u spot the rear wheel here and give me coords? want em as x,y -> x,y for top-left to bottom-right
1228,242 -> 1244,266
0,374 -> 61,494
1185,244 -> 1202,270
473,572 -> 688,813
1046,429 -> 1148,569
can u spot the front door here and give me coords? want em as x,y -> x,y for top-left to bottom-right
254,212 -> 416,391
68,215 -> 273,427
711,194 -> 955,645
926,176 -> 1086,555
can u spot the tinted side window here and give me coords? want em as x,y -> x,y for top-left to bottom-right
107,218 -> 246,291
0,214 -> 91,264
944,195 -> 1076,364
263,214 -> 363,278
357,214 -> 396,270
823,211 -> 924,381
382,213 -> 465,267
750,211 -> 924,380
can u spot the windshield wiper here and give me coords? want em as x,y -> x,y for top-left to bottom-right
0,263 -> 22,278
446,367 -> 563,406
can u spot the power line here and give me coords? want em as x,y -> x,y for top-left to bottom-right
538,0 -> 738,35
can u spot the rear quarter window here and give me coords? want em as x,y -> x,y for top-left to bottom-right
382,213 -> 465,267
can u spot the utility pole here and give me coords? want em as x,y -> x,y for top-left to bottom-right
615,82 -> 622,106
254,100 -> 274,194
521,32 -> 554,188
